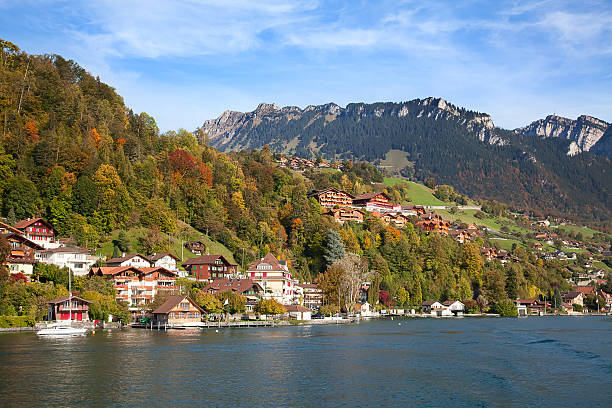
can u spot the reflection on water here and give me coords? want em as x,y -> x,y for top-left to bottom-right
1,317 -> 611,407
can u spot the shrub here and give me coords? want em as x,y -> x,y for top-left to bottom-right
0,315 -> 36,328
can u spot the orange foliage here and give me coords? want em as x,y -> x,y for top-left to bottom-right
24,121 -> 39,142
116,137 -> 126,147
385,226 -> 401,244
89,128 -> 102,148
198,162 -> 213,187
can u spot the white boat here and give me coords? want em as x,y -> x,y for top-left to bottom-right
37,324 -> 87,336
37,266 -> 87,336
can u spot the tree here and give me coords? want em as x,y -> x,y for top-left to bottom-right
335,254 -> 370,314
140,198 -> 176,234
379,290 -> 392,307
553,288 -> 562,310
397,286 -> 410,307
2,175 -> 42,219
215,291 -> 246,314
491,299 -> 518,317
195,291 -> 222,315
323,230 -> 345,266
460,242 -> 484,281
255,299 -> 286,315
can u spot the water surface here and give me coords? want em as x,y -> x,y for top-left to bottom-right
1,317 -> 611,407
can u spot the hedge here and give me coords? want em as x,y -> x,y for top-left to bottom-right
0,315 -> 36,328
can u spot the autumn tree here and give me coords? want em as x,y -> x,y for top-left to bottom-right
255,299 -> 286,315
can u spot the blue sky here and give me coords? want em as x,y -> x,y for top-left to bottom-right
1,0 -> 611,131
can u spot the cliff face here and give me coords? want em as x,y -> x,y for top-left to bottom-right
198,97 -> 505,152
516,115 -> 609,156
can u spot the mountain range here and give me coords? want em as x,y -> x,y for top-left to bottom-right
198,98 -> 611,224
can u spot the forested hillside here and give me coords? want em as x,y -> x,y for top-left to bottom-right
0,40 -> 594,314
200,101 -> 611,226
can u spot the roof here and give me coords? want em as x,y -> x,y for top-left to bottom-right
14,218 -> 58,234
307,187 -> 354,198
39,246 -> 90,255
442,300 -> 463,306
203,278 -> 263,294
148,252 -> 180,262
572,286 -> 595,295
48,295 -> 91,304
152,295 -> 204,315
562,291 -> 583,299
353,192 -> 389,202
2,232 -> 44,250
247,253 -> 286,272
285,305 -> 311,313
422,300 -> 440,306
90,266 -> 176,277
0,220 -> 21,234
297,283 -> 319,289
105,253 -> 150,264
182,254 -> 235,267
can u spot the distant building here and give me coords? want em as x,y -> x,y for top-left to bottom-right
297,283 -> 323,310
442,300 -> 465,316
421,300 -> 444,314
14,218 -> 60,249
561,291 -> 584,307
148,253 -> 180,272
285,304 -> 312,320
352,192 -> 400,213
323,207 -> 365,224
152,295 -> 204,326
182,254 -> 238,281
415,220 -> 450,235
2,232 -> 42,276
184,241 -> 206,255
307,187 -> 354,208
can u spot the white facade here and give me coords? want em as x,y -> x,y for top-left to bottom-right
107,254 -> 152,268
150,255 -> 178,271
248,254 -> 298,305
36,247 -> 99,276
7,261 -> 34,276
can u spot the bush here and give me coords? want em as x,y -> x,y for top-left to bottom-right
0,315 -> 36,328
572,303 -> 583,312
491,299 -> 518,317
255,299 -> 286,315
319,305 -> 339,316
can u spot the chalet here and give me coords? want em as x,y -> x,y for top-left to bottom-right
390,213 -> 410,228
352,192 -> 400,213
562,291 -> 584,307
0,220 -> 21,235
415,220 -> 450,235
323,207 -> 365,224
2,232 -> 42,276
450,230 -> 471,244
105,253 -> 152,268
182,254 -> 238,281
531,242 -> 543,251
442,300 -> 465,316
401,205 -> 425,216
202,278 -> 264,311
497,250 -> 511,263
419,211 -> 442,221
14,218 -> 60,249
572,286 -> 595,296
247,253 -> 296,305
36,246 -> 98,276
184,241 -> 206,255
148,253 -> 180,272
481,247 -> 497,261
47,295 -> 91,321
421,300 -> 444,314
296,283 -> 323,310
285,305 -> 312,320
152,295 -> 204,326
90,266 -> 177,310
307,187 -> 354,208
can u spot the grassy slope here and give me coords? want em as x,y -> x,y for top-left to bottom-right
383,178 -> 448,206
98,223 -> 236,266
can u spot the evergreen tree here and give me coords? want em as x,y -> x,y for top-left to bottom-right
323,230 -> 345,266
553,288 -> 563,310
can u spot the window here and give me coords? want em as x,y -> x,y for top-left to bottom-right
263,272 -> 267,278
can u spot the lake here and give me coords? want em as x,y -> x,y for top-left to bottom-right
1,317 -> 611,407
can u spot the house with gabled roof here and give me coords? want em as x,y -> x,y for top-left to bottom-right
2,232 -> 42,276
182,254 -> 238,281
307,187 -> 354,208
36,246 -> 99,276
202,278 -> 264,311
148,253 -> 180,272
90,266 -> 177,310
105,253 -> 152,268
323,207 -> 365,224
14,218 -> 60,249
152,295 -> 204,326
352,192 -> 400,213
247,253 -> 296,305
47,295 -> 91,322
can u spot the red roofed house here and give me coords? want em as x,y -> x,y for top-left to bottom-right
47,295 -> 91,321
415,220 -> 451,235
90,266 -> 177,311
14,218 -> 60,249
247,253 -> 297,305
352,192 -> 400,213
2,232 -> 42,276
182,254 -> 238,281
202,278 -> 264,311
307,187 -> 354,208
152,295 -> 204,326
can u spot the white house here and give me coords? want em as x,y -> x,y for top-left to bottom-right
421,300 -> 444,315
442,300 -> 465,316
247,253 -> 297,305
285,305 -> 312,320
148,253 -> 180,272
36,247 -> 99,276
358,302 -> 374,317
105,253 -> 152,268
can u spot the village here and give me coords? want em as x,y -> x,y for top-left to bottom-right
1,180 -> 610,331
